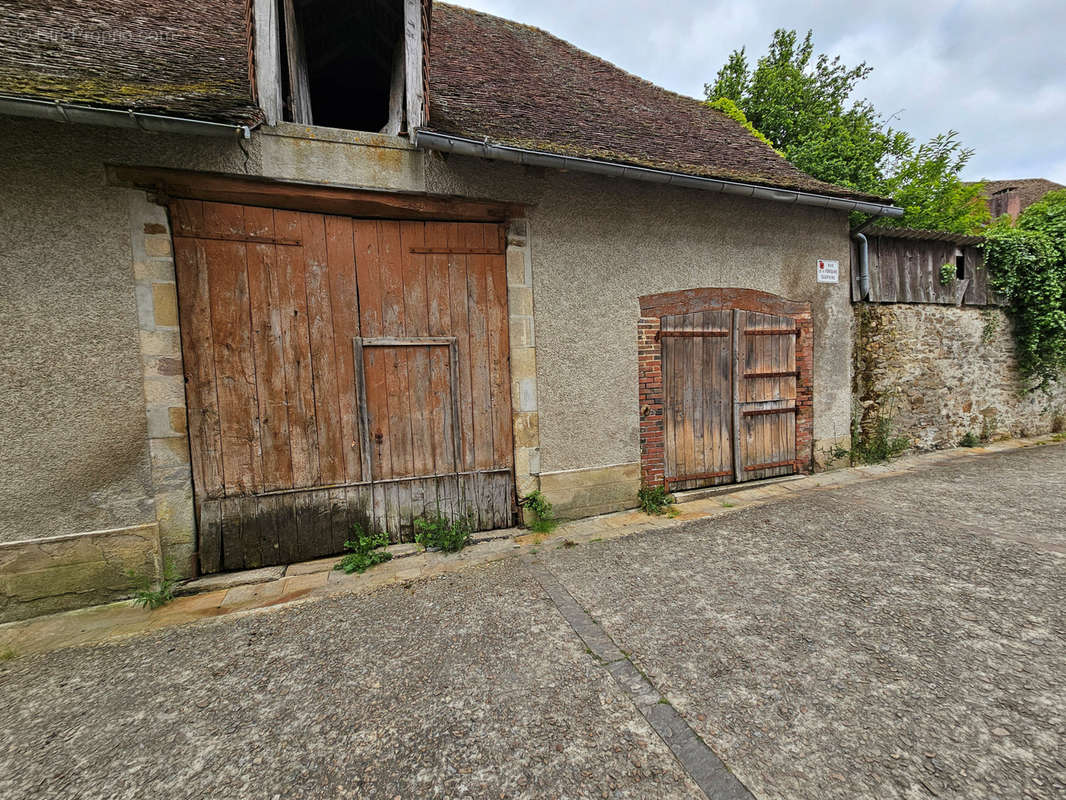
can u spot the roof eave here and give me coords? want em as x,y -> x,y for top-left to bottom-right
415,129 -> 903,218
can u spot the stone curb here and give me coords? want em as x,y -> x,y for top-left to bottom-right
1,435 -> 1062,660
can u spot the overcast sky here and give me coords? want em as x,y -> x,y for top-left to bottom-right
454,0 -> 1066,184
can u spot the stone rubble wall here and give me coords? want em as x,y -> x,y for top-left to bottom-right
854,304 -> 1066,451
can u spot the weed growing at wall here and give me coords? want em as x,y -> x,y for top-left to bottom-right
519,490 -> 558,534
983,190 -> 1066,392
414,514 -> 473,553
850,407 -> 910,464
127,560 -> 179,609
637,485 -> 676,515
336,525 -> 392,574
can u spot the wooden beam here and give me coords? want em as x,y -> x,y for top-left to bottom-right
382,39 -> 404,136
109,165 -> 526,223
282,0 -> 313,124
253,0 -> 283,125
403,0 -> 424,138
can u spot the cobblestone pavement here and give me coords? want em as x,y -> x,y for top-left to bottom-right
546,444 -> 1066,799
2,444 -> 1063,799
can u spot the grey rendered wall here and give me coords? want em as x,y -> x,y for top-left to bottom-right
0,118 -> 261,545
425,156 -> 855,475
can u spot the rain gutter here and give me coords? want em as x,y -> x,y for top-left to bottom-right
0,95 -> 253,139
414,130 -> 904,218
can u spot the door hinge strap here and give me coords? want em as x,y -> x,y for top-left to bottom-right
660,329 -> 730,338
742,406 -> 798,417
744,459 -> 797,472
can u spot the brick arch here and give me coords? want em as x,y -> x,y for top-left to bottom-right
637,288 -> 814,488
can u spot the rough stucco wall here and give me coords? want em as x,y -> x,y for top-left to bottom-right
426,155 -> 854,473
855,304 -> 1066,450
0,118 -> 262,543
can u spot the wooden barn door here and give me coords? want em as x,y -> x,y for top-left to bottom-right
662,307 -> 798,490
171,201 -> 514,573
661,311 -> 734,490
732,310 -> 798,482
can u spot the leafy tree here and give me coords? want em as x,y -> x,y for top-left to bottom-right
879,132 -> 990,234
705,29 -> 986,233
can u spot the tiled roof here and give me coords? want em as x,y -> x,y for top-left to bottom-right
0,0 -> 262,126
426,3 -> 888,203
865,226 -> 983,246
976,178 -> 1064,206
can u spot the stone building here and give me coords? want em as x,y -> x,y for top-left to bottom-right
0,0 -> 903,620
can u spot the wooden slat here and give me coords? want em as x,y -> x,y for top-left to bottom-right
425,223 -> 455,474
302,213 -> 345,485
379,221 -> 414,479
400,222 -> 433,479
245,207 -> 294,492
274,210 -> 320,487
486,228 -> 514,472
325,215 -> 363,484
240,495 -> 262,569
257,495 -> 282,565
173,201 -> 225,501
221,497 -> 244,571
282,0 -> 313,124
464,224 -> 494,471
198,501 -> 222,574
203,204 -> 261,496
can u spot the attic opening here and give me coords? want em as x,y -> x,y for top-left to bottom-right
955,250 -> 966,281
278,0 -> 403,132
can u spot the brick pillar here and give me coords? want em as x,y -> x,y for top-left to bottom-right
506,219 -> 541,510
637,316 -> 666,487
794,311 -> 815,473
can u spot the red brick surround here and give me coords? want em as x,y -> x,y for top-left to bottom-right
637,288 -> 814,487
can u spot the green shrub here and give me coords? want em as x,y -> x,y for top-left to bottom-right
336,524 -> 392,574
959,431 -> 980,447
414,514 -> 473,553
519,490 -> 558,534
637,484 -> 676,515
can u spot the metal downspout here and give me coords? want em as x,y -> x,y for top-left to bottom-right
853,231 -> 871,300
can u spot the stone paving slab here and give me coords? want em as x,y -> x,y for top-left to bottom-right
544,444 -> 1066,800
0,563 -> 702,800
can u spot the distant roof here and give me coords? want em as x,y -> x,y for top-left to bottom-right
866,226 -> 983,246
974,178 -> 1064,205
0,0 -> 262,126
426,3 -> 888,204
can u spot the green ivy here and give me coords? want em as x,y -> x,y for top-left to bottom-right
982,190 -> 1066,392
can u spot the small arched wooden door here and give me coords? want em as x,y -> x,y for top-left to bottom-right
661,308 -> 799,490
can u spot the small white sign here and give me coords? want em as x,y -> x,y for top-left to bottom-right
817,259 -> 839,284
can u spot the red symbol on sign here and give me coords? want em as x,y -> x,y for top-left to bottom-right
818,261 -> 824,269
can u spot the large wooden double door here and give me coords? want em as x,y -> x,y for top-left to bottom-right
171,200 -> 514,573
662,309 -> 798,490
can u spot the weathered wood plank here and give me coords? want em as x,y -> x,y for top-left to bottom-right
282,0 -> 313,124
274,210 -> 321,487
198,501 -> 222,574
203,204 -> 261,496
173,201 -> 225,501
400,222 -> 433,478
485,225 -> 514,471
464,226 -> 494,471
240,495 -> 262,569
302,213 -> 345,485
325,215 -> 363,484
245,207 -> 294,492
221,497 -> 245,571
